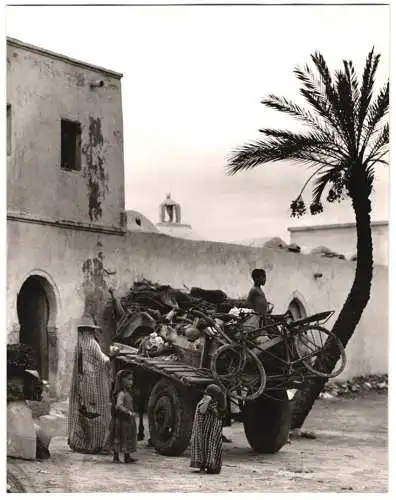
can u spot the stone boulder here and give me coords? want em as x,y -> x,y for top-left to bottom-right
7,401 -> 36,460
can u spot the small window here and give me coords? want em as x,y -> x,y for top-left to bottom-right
7,104 -> 11,156
61,119 -> 81,171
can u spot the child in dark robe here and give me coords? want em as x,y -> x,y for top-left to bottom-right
108,370 -> 137,463
190,384 -> 227,474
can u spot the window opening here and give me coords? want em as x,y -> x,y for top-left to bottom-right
61,119 -> 81,171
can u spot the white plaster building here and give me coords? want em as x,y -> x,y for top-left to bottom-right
7,37 -> 126,396
288,221 -> 388,265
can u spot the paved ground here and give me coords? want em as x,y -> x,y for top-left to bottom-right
7,392 -> 387,493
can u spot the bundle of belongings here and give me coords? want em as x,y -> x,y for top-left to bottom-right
7,344 -> 51,460
7,344 -> 43,403
109,280 -> 251,365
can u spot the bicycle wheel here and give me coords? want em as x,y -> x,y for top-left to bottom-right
211,344 -> 267,401
210,342 -> 247,381
293,325 -> 346,378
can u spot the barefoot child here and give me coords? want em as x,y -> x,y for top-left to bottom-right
190,384 -> 227,474
108,370 -> 137,463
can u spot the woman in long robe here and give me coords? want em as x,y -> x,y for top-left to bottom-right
68,314 -> 111,454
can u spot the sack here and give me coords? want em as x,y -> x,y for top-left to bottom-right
7,402 -> 36,460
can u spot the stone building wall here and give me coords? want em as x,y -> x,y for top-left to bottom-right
7,221 -> 388,397
7,38 -> 125,230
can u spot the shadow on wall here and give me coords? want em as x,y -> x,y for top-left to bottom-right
81,241 -> 116,351
82,117 -> 109,222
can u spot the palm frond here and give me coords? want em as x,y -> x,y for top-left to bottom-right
365,122 -> 389,164
309,52 -> 347,133
345,60 -> 360,112
258,128 -> 346,164
334,69 -> 357,154
296,56 -> 358,154
297,165 -> 328,198
343,60 -> 360,141
360,81 -> 389,156
311,167 -> 341,205
356,48 -> 374,138
261,93 -> 349,160
363,159 -> 378,194
261,94 -> 332,133
356,48 -> 380,145
309,52 -> 339,108
227,132 -> 328,174
368,52 -> 381,87
294,63 -> 342,134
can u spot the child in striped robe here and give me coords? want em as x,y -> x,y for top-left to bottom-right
190,384 -> 227,474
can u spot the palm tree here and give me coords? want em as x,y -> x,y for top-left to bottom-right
227,49 -> 389,428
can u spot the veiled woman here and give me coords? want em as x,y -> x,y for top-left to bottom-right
68,314 -> 111,454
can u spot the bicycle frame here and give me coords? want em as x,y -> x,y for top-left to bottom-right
191,307 -> 335,392
218,311 -> 335,391
244,318 -> 336,390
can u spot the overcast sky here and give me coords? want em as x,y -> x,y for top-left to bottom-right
6,2 -> 390,242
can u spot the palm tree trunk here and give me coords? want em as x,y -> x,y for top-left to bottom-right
291,168 -> 373,429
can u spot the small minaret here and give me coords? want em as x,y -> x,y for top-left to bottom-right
157,193 -> 194,238
159,193 -> 182,224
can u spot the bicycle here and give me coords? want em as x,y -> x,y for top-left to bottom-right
190,307 -> 346,402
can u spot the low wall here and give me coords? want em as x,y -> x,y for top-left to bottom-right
7,220 -> 388,396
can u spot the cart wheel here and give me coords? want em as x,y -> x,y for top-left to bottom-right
293,325 -> 346,378
211,344 -> 267,401
243,390 -> 291,453
148,379 -> 195,456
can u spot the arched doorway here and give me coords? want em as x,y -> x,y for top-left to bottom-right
17,275 -> 57,382
288,297 -> 307,321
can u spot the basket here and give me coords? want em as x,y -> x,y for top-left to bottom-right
174,345 -> 202,368
7,344 -> 38,376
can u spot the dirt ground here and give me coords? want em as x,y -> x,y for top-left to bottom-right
7,392 -> 387,493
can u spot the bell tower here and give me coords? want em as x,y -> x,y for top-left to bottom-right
159,193 -> 181,224
157,193 -> 199,239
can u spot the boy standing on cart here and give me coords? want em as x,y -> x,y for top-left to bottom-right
247,268 -> 273,320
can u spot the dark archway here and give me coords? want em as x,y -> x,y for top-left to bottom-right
17,276 -> 55,381
288,297 -> 307,321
